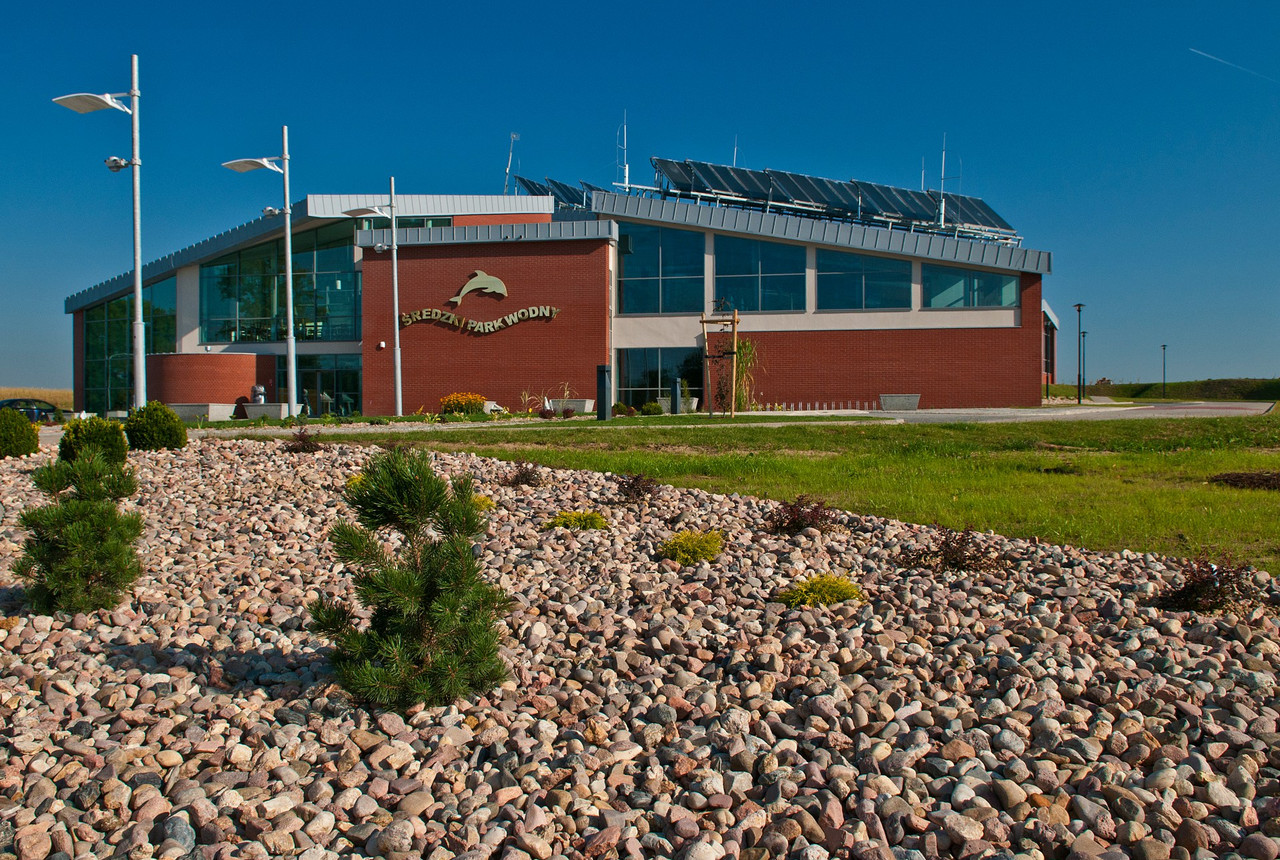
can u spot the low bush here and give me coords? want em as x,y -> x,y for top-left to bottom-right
544,510 -> 608,531
440,392 -> 487,414
898,526 -> 1005,573
502,462 -> 543,487
767,494 -> 836,535
659,529 -> 723,566
611,402 -> 628,417
124,401 -> 188,451
59,417 -> 128,464
472,494 -> 496,512
0,408 -> 38,458
617,473 -> 659,501
640,402 -> 663,416
13,449 -> 144,613
538,407 -> 556,420
1157,555 -> 1266,615
561,407 -> 576,419
308,448 -> 510,709
284,426 -> 323,453
366,417 -> 390,426
776,573 -> 866,608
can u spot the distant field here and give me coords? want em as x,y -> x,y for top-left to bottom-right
0,387 -> 72,409
1049,378 -> 1280,402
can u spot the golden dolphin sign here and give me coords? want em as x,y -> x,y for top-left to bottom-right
450,270 -> 508,306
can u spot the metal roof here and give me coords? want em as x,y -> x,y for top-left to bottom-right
306,194 -> 554,219
592,192 -> 1052,274
357,220 -> 616,248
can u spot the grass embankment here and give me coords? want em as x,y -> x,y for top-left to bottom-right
0,387 -> 73,409
315,414 -> 1280,573
1049,378 -> 1280,402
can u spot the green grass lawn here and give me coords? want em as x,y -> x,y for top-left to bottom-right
299,413 -> 1280,573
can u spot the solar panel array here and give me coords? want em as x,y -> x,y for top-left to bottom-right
649,158 -> 1014,234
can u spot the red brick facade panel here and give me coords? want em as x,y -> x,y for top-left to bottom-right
362,240 -> 611,415
453,213 -> 553,226
146,353 -> 278,409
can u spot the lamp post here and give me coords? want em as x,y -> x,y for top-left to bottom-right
1081,331 -> 1088,399
1162,344 -> 1167,397
55,55 -> 146,411
343,178 -> 402,417
1073,303 -> 1085,405
223,126 -> 297,417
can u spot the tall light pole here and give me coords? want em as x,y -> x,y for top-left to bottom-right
223,126 -> 297,417
1081,331 -> 1088,398
1075,304 -> 1085,404
55,55 -> 146,411
1162,344 -> 1167,397
344,179 -> 403,416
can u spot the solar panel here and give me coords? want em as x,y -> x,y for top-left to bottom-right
581,181 -> 609,193
514,175 -> 551,197
686,161 -> 775,200
545,177 -> 591,209
937,193 -> 1013,231
652,158 -> 704,193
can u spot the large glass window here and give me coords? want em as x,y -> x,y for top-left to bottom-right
616,347 -> 704,408
81,276 -> 178,414
815,250 -> 912,310
200,225 -> 360,343
617,223 -> 704,314
922,264 -> 1019,309
278,353 -> 362,416
714,235 -> 805,312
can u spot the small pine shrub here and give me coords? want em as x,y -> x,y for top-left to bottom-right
124,401 -> 188,451
640,402 -> 663,416
767,494 -> 836,535
561,407 -> 576,419
660,529 -> 724,566
1157,555 -> 1265,615
502,462 -> 543,487
472,494 -> 496,512
440,392 -> 487,414
617,473 -> 659,501
544,510 -> 608,531
0,408 -> 38,458
611,402 -> 628,417
308,448 -> 510,710
898,527 -> 1005,573
284,426 -> 323,453
13,449 -> 144,613
776,573 -> 866,608
538,407 -> 556,420
59,417 -> 128,465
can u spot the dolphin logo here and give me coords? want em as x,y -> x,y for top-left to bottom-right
449,271 -> 508,306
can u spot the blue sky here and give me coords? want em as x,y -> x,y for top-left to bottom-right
2,1 -> 1277,389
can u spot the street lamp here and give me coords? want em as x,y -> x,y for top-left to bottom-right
223,126 -> 297,418
1081,331 -> 1088,399
55,55 -> 146,411
1073,303 -> 1085,405
1162,344 -> 1167,397
343,177 -> 403,417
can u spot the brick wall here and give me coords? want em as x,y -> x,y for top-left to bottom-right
707,274 -> 1044,409
362,239 -> 612,415
146,353 -> 277,406
453,213 -> 553,226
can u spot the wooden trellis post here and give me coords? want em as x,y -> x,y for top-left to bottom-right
700,308 -> 741,417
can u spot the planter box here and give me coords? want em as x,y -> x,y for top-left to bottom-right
657,397 -> 700,414
243,402 -> 289,420
170,403 -> 237,423
550,398 -> 593,414
879,394 -> 921,411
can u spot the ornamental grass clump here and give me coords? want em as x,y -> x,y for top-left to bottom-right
308,449 -> 511,709
59,416 -> 128,464
13,449 -> 143,613
659,529 -> 724,567
124,401 -> 188,451
544,510 -> 608,531
0,407 -> 38,459
776,573 -> 867,608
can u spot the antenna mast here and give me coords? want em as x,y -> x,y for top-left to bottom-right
939,133 -> 947,228
733,135 -> 739,167
503,132 -> 520,195
616,111 -> 630,188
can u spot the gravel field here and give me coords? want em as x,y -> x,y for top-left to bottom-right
1,439 -> 1279,860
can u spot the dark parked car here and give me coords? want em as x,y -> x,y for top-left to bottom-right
0,398 -> 59,423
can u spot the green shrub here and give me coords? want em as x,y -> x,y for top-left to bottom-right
544,510 -> 608,531
659,529 -> 723,566
0,408 -> 38,458
472,494 -> 496,512
776,573 -> 866,608
59,417 -> 128,464
13,449 -> 144,613
640,402 -> 663,416
124,401 -> 188,451
308,449 -> 510,710
440,392 -> 487,414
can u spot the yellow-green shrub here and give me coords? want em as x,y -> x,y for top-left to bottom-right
544,510 -> 607,531
440,392 -> 487,414
659,529 -> 723,566
473,494 -> 496,512
776,573 -> 866,608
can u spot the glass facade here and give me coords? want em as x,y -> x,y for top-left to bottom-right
201,223 -> 360,343
714,235 -> 805,312
922,264 -> 1020,309
279,354 -> 362,416
617,223 -> 704,314
815,250 -> 912,310
82,278 -> 177,415
616,347 -> 704,408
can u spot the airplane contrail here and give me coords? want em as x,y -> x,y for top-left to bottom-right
1189,48 -> 1280,85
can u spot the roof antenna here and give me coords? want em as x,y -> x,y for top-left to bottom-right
921,156 -> 926,191
733,135 -> 739,167
616,111 -> 630,189
504,132 -> 520,195
938,133 -> 961,228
